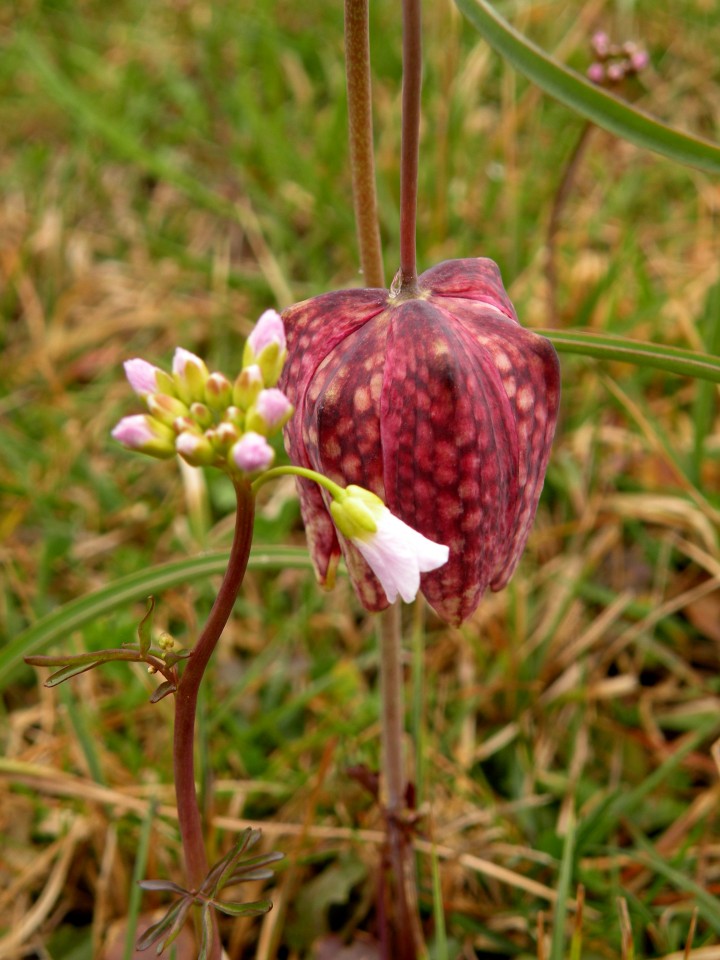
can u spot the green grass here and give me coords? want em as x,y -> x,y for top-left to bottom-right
1,1 -> 720,958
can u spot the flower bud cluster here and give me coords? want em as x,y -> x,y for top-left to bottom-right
112,310 -> 293,478
587,32 -> 649,85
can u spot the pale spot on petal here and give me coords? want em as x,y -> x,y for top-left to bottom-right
354,387 -> 371,413
517,385 -> 534,412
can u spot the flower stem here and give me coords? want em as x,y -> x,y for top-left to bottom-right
398,0 -> 422,295
251,464 -> 345,501
379,604 -> 419,960
173,480 -> 255,959
345,0 -> 385,288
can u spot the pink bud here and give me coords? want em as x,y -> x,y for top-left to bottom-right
247,310 -> 286,356
629,49 -> 649,72
172,347 -> 206,377
231,432 -> 275,473
591,31 -> 610,57
248,388 -> 293,433
587,63 -> 606,85
111,414 -> 175,458
124,359 -> 164,397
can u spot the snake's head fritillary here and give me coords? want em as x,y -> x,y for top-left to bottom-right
280,258 -> 560,625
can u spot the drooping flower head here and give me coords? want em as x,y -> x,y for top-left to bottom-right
280,258 -> 560,626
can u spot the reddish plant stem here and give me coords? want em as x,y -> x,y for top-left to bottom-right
343,5 -> 419,955
398,0 -> 422,295
379,605 -> 417,960
173,480 -> 255,959
345,0 -> 385,289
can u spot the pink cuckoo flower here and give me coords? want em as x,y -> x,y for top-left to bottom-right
280,258 -> 560,626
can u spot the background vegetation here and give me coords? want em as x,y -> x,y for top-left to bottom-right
1,0 -> 719,957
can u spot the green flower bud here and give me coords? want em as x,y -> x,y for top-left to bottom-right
146,393 -> 189,428
329,486 -> 381,540
189,402 -> 213,429
172,348 -> 209,404
233,364 -> 264,410
176,431 -> 216,467
205,372 -> 233,411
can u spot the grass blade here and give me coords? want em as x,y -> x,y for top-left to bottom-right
1,546 -> 315,690
691,281 -> 720,482
549,811 -> 576,960
630,827 -> 720,936
430,844 -> 449,960
539,329 -> 720,383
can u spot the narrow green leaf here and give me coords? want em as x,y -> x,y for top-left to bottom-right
549,812 -> 576,960
577,715 -> 719,851
135,897 -> 189,952
210,897 -> 273,918
691,282 -> 720,482
26,649 -> 141,667
137,597 -> 155,657
224,850 -> 286,887
430,844 -> 449,960
213,829 -> 259,892
197,905 -> 214,960
44,662 -> 103,687
454,0 -> 720,173
538,329 -> 720,383
26,651 -> 107,668
630,828 -> 720,935
1,546 -> 315,691
138,879 -> 188,895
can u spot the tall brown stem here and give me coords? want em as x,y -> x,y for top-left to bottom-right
173,480 -> 255,958
344,0 -> 385,288
343,5 -> 420,955
398,0 -> 422,295
379,604 -> 419,960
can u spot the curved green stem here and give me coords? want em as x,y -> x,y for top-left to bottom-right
173,480 -> 255,959
251,464 -> 345,501
345,0 -> 385,288
398,0 -> 423,294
